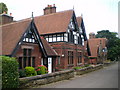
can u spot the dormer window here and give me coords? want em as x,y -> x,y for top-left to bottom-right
44,33 -> 64,42
64,33 -> 68,42
53,35 -> 57,42
49,35 -> 52,42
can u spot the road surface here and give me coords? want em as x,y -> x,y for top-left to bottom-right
36,63 -> 118,88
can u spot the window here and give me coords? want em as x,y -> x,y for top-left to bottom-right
28,49 -> 32,56
68,51 -> 74,65
53,35 -> 57,42
44,34 -> 64,42
18,48 -> 35,69
49,35 -> 52,42
28,57 -> 31,66
61,34 -> 64,41
32,57 -> 35,67
78,52 -> 82,64
23,49 -> 27,56
46,37 -> 49,41
57,34 -> 61,41
26,38 -> 29,42
68,29 -> 74,43
23,30 -> 38,43
74,35 -> 78,44
64,33 -> 68,42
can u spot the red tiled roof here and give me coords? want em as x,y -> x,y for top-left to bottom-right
88,38 -> 107,57
1,9 -> 74,56
1,19 -> 31,55
40,37 -> 58,56
34,10 -> 73,35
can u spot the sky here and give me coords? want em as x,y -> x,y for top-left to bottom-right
1,0 -> 119,37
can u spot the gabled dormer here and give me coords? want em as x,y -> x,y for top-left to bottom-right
67,12 -> 82,45
37,10 -> 83,45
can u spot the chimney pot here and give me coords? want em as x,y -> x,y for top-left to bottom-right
89,32 -> 95,39
43,4 -> 56,15
10,13 -> 12,16
53,4 -> 55,7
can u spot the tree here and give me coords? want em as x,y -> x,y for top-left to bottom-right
0,2 -> 8,14
96,30 -> 120,61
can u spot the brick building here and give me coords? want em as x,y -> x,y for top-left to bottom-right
1,5 -> 90,73
88,32 -> 107,64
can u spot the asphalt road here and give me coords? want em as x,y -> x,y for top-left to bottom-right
37,63 -> 118,88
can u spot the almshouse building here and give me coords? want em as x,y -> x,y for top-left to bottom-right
1,4 -> 105,73
88,32 -> 107,64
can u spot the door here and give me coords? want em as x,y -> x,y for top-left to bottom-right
48,57 -> 52,73
43,58 -> 48,68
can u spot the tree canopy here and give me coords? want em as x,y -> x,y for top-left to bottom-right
96,30 -> 120,61
0,2 -> 8,14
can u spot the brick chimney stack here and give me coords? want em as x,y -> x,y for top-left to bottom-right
43,4 -> 56,15
89,32 -> 96,39
0,12 -> 13,25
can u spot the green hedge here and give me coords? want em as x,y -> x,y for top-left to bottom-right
1,56 -> 19,88
25,66 -> 37,77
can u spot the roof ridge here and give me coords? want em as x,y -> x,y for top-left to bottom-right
89,38 -> 107,40
1,9 -> 74,27
35,9 -> 74,18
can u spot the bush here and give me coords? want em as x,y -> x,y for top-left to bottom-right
19,69 -> 26,78
73,67 -> 83,70
73,64 -> 91,70
84,64 -> 90,67
25,66 -> 37,77
1,56 -> 19,88
36,65 -> 48,75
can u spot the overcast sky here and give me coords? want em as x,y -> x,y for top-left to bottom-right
1,0 -> 119,36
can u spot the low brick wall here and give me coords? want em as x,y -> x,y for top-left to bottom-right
75,64 -> 103,75
19,64 -> 104,88
19,69 -> 74,88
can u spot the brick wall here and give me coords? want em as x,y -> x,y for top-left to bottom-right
50,42 -> 86,70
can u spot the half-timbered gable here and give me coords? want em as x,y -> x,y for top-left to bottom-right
1,19 -> 57,71
67,13 -> 82,45
34,10 -> 83,46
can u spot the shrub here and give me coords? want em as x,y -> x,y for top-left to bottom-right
84,64 -> 90,67
73,64 -> 91,70
73,67 -> 83,70
25,67 -> 37,77
1,56 -> 19,88
36,65 -> 48,75
19,69 -> 26,78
